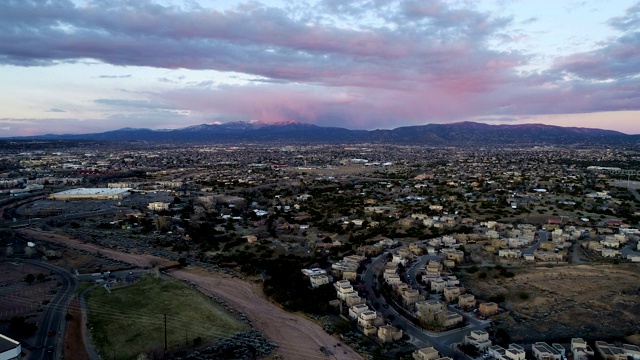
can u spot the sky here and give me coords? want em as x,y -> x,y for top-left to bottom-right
1,0 -> 640,136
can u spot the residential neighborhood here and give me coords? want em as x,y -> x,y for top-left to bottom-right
1,141 -> 639,359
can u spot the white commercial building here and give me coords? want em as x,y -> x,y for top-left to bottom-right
49,188 -> 131,200
0,334 -> 21,360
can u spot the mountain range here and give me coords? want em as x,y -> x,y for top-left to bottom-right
7,121 -> 640,145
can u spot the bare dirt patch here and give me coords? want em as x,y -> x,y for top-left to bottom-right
0,262 -> 57,321
627,334 -> 640,346
17,228 -> 174,269
465,264 -> 640,341
63,299 -> 89,360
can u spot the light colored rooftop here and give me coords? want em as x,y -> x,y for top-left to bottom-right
52,187 -> 131,195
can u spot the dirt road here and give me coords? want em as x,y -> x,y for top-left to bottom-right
18,228 -> 173,269
19,228 -> 363,360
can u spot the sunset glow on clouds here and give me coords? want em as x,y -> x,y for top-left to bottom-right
1,0 -> 640,136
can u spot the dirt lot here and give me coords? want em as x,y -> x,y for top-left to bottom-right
63,298 -> 90,360
0,262 -> 57,321
17,228 -> 175,269
464,263 -> 640,341
18,228 -> 362,360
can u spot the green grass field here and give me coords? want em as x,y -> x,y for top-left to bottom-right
86,276 -> 249,359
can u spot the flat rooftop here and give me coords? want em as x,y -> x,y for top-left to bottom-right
0,333 -> 20,353
52,188 -> 131,195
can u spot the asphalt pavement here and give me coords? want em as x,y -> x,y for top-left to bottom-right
20,259 -> 78,360
362,252 -> 490,359
522,230 -> 546,256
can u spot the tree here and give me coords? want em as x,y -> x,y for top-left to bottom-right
25,273 -> 35,285
36,273 -> 46,282
333,320 -> 353,335
24,246 -> 35,258
154,216 -> 168,232
9,316 -> 38,337
494,328 -> 511,345
371,347 -> 390,359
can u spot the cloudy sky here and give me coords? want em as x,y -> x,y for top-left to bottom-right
1,0 -> 640,136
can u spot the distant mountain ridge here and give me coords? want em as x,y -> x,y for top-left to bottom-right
7,121 -> 639,145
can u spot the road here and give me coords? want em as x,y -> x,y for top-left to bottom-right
571,243 -> 585,264
75,268 -> 150,283
20,259 -> 78,359
362,253 -> 490,358
406,254 -> 440,293
620,242 -> 640,259
3,209 -> 118,229
522,230 -> 547,256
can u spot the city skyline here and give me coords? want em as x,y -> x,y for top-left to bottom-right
1,0 -> 640,136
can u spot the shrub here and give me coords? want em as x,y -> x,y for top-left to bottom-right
489,294 -> 506,303
466,266 -> 479,274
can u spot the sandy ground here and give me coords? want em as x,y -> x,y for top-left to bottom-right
18,228 -> 174,269
465,263 -> 640,341
18,228 -> 362,360
0,262 -> 55,321
63,299 -> 90,360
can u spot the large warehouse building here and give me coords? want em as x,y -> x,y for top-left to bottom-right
48,188 -> 131,200
0,334 -> 20,360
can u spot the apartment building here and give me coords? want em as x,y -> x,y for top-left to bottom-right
479,302 -> 499,317
377,325 -> 403,343
458,294 -> 476,311
532,342 -> 562,360
571,338 -> 595,360
464,330 -> 491,352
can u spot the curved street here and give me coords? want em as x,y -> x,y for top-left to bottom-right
363,253 -> 491,359
21,259 -> 78,359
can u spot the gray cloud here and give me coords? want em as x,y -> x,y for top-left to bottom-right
94,98 -> 180,110
552,2 -> 640,81
0,0 -> 638,129
0,0 -> 520,92
96,74 -> 132,79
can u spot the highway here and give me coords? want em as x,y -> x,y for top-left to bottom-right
21,259 -> 78,359
362,253 -> 490,359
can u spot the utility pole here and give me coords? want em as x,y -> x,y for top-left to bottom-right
164,313 -> 167,355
